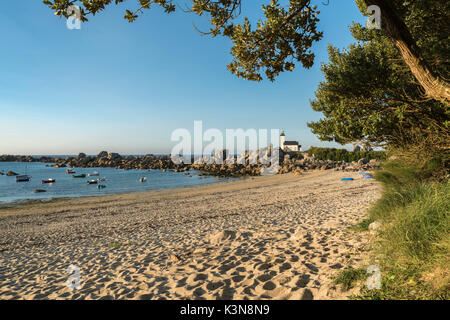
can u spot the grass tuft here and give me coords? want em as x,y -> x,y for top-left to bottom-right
333,267 -> 367,291
356,159 -> 449,299
349,218 -> 374,232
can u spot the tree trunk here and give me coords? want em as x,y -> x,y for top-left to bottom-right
364,0 -> 450,104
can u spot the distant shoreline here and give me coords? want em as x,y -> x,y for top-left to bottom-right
0,150 -> 382,179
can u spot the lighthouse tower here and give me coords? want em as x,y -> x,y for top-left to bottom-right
280,131 -> 285,149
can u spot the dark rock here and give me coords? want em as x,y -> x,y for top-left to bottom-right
108,153 -> 121,160
358,158 -> 369,165
97,151 -> 108,158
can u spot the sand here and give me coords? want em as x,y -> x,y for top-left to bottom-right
0,170 -> 380,300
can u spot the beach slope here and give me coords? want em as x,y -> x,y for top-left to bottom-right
0,170 -> 380,299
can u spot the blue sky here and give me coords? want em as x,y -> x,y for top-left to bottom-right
0,1 -> 365,155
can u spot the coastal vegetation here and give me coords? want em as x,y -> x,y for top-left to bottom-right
307,2 -> 448,149
357,157 -> 448,299
305,147 -> 385,163
334,155 -> 449,299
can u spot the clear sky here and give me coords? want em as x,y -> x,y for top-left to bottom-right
0,1 -> 365,155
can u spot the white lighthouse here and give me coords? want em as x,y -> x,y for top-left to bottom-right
280,130 -> 286,149
280,130 -> 301,152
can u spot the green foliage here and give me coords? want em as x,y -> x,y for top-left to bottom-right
370,181 -> 448,259
360,158 -> 450,299
358,266 -> 449,300
308,1 -> 449,147
306,146 -> 385,162
43,0 -> 323,81
373,158 -> 446,189
226,1 -> 322,81
349,217 -> 373,232
333,267 -> 367,291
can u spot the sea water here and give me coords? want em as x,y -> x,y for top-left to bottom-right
0,162 -> 235,203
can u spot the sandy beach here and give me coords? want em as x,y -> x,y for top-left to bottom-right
0,170 -> 380,300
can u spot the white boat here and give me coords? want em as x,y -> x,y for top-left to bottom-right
88,171 -> 99,176
139,176 -> 147,182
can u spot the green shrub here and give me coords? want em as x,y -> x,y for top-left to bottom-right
333,268 -> 367,291
360,159 -> 449,299
349,218 -> 374,232
305,147 -> 386,162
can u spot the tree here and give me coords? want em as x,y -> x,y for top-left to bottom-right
43,0 -> 449,103
307,5 -> 449,148
360,0 -> 449,104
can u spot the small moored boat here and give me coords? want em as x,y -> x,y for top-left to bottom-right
73,174 -> 86,178
16,175 -> 31,182
42,178 -> 56,184
97,184 -> 106,189
88,171 -> 99,177
66,169 -> 76,174
86,179 -> 98,185
34,189 -> 46,193
139,176 -> 147,182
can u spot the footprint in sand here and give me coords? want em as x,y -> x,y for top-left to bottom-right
295,274 -> 311,288
206,281 -> 224,290
262,281 -> 276,291
279,262 -> 292,272
257,272 -> 275,282
304,263 -> 318,273
193,287 -> 206,297
231,275 -> 245,283
193,273 -> 208,281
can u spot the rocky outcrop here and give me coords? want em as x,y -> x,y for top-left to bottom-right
97,151 -> 108,158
